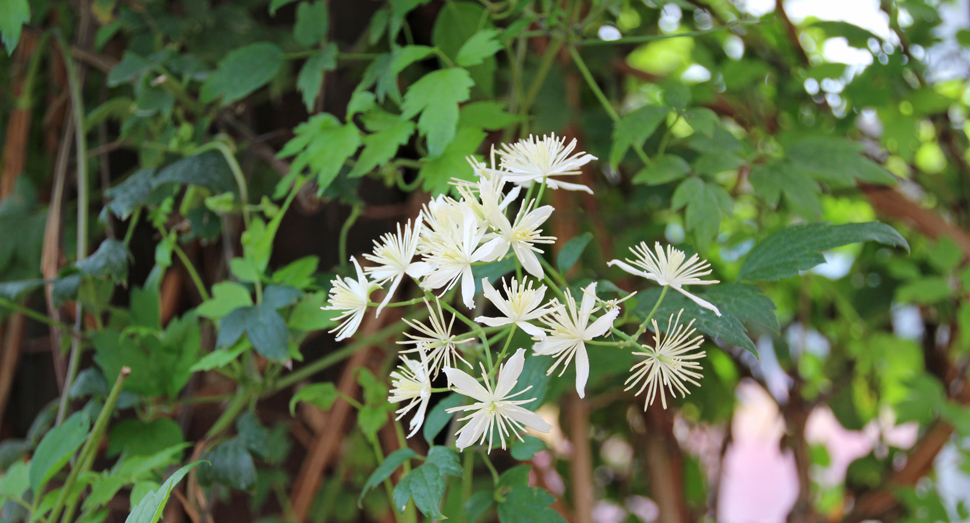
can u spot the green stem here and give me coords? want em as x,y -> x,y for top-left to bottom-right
369,296 -> 426,308
656,116 -> 679,157
438,299 -> 492,370
567,45 -> 652,166
369,437 -> 404,523
339,204 -> 364,265
200,141 -> 251,228
538,257 -> 569,291
49,367 -> 131,523
490,325 -> 516,377
0,299 -> 77,334
480,450 -> 500,485
205,388 -> 252,439
634,286 -> 668,338
459,450 -> 475,523
55,33 -> 90,428
434,47 -> 456,68
161,227 -> 211,301
123,207 -> 141,245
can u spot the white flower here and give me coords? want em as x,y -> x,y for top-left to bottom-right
388,350 -> 433,438
607,242 -> 721,316
399,298 -> 474,375
625,310 -> 705,410
478,193 -> 555,278
443,348 -> 552,453
419,204 -> 492,309
497,134 -> 597,194
324,257 -> 375,341
532,282 -> 619,398
475,277 -> 556,338
363,217 -> 430,316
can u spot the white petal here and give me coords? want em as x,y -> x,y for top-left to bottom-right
407,395 -> 430,438
585,307 -> 620,339
515,321 -> 547,338
495,348 -> 527,398
574,342 -> 589,399
607,259 -> 655,280
674,286 -> 722,316
442,367 -> 491,402
475,237 -> 508,263
455,412 -> 490,451
375,273 -> 404,317
406,261 -> 432,279
475,316 -> 514,328
502,405 -> 552,433
515,244 -> 544,279
461,266 -> 476,309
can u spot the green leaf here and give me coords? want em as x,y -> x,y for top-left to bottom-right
294,1 -> 329,45
198,437 -> 256,491
749,162 -> 821,219
425,446 -> 461,476
465,490 -> 494,523
692,151 -> 744,175
610,105 -> 669,168
347,90 -> 376,118
263,285 -> 302,309
153,150 -> 237,194
510,436 -> 546,461
106,168 -> 155,219
418,126 -> 486,194
348,119 -> 415,178
423,392 -> 463,444
896,277 -> 954,304
671,178 -> 732,245
662,81 -> 691,110
738,222 -> 910,282
189,343 -> 247,372
196,282 -> 253,320
390,45 -> 435,75
200,43 -> 285,105
229,257 -> 260,283
497,486 -> 566,523
557,233 -> 593,273
633,155 -> 690,185
245,304 -> 290,361
296,45 -> 337,111
700,284 -> 779,332
432,2 -> 496,97
107,418 -> 184,458
358,448 -> 417,505
633,287 -> 758,354
682,107 -> 718,136
456,29 -> 502,67
289,382 -> 339,415
0,461 -> 29,498
0,0 -> 29,55
941,402 -> 970,437
271,256 -> 319,289
458,101 -> 520,130
288,293 -> 338,331
235,412 -> 286,464
124,461 -> 204,523
30,412 -> 90,493
401,68 -> 474,158
76,239 -> 130,283
787,137 -> 895,186
0,279 -> 44,301
358,406 -> 390,438
279,113 -> 361,193
392,455 -> 461,518
893,373 -> 945,424
268,0 -> 298,15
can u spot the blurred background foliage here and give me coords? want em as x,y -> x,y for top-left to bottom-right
0,0 -> 970,522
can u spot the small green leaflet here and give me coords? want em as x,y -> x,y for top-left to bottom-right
682,107 -> 718,137
106,168 -> 155,219
216,304 -> 290,361
289,382 -> 338,415
189,343 -> 247,372
268,0 -> 299,15
294,1 -> 329,46
278,113 -> 361,194
456,29 -> 503,67
738,222 -> 909,282
418,126 -> 486,194
76,239 -> 131,283
557,233 -> 592,273
197,438 -> 256,491
749,162 -> 821,220
510,435 -> 546,461
401,68 -> 474,158
107,51 -> 152,87
358,448 -> 417,505
0,461 -> 30,499
30,412 -> 90,494
153,150 -> 237,194
787,137 -> 896,187
392,447 -> 462,518
391,45 -> 435,75
200,43 -> 285,105
349,119 -> 415,178
125,462 -> 204,523
196,282 -> 253,320
610,105 -> 669,168
458,101 -> 520,130
497,486 -> 566,523
633,155 -> 690,185
671,178 -> 733,245
0,0 -> 29,55
297,45 -> 337,111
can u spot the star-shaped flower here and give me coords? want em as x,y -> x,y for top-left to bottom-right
497,134 -> 597,194
388,349 -> 433,438
475,277 -> 555,338
324,257 -> 375,341
398,298 -> 475,376
625,309 -> 706,409
443,348 -> 552,452
419,204 -> 492,309
532,282 -> 619,398
608,242 -> 721,316
364,217 -> 429,316
478,194 -> 555,278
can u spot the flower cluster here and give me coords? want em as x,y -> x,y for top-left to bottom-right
324,134 -> 720,453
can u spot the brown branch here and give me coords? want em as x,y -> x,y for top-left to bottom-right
775,0 -> 811,66
639,406 -> 689,523
567,393 -> 594,523
860,183 -> 970,260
